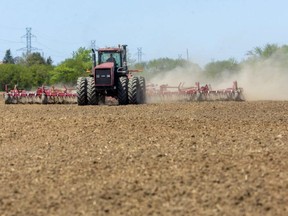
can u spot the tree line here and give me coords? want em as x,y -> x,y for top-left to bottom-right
0,48 -> 91,91
139,43 -> 288,82
1,43 -> 287,91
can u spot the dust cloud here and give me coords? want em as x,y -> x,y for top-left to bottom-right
148,58 -> 288,101
148,63 -> 205,89
231,60 -> 288,100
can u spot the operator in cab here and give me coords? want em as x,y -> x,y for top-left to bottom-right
106,54 -> 116,65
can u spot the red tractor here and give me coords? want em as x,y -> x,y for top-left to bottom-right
77,45 -> 146,105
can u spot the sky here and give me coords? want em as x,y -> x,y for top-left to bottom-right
1,0 -> 288,66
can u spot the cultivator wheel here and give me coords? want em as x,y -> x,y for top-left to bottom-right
233,91 -> 245,101
87,77 -> 98,105
4,94 -> 11,104
118,76 -> 128,105
77,77 -> 87,106
128,76 -> 140,104
41,93 -> 48,104
196,92 -> 203,101
98,94 -> 105,105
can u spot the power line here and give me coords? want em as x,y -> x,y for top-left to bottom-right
0,38 -> 23,44
17,27 -> 40,55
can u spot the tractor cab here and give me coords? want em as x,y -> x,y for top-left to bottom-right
97,46 -> 127,70
90,45 -> 128,88
98,49 -> 122,68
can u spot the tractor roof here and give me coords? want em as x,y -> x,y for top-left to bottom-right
98,47 -> 122,52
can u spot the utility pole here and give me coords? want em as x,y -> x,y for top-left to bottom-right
186,49 -> 189,61
18,27 -> 39,55
137,47 -> 142,63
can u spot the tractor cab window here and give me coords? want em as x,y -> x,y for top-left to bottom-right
100,52 -> 121,67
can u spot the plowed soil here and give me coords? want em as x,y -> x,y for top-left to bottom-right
0,98 -> 287,216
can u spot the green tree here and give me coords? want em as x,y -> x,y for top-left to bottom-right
30,65 -> 53,87
146,58 -> 188,73
72,47 -> 91,63
244,43 -> 288,69
275,45 -> 288,67
134,62 -> 146,70
50,65 -> 77,84
25,52 -> 46,66
3,49 -> 15,64
132,58 -> 200,80
46,56 -> 53,65
14,56 -> 25,65
0,63 -> 53,91
0,64 -> 27,90
49,47 -> 92,84
204,58 -> 239,79
247,43 -> 279,59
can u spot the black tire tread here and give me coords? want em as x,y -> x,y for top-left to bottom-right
118,76 -> 128,105
87,77 -> 98,105
77,77 -> 87,106
139,76 -> 146,104
128,76 -> 139,104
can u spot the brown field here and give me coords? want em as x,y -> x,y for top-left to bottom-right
0,97 -> 287,215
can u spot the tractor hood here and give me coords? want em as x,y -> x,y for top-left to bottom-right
95,62 -> 114,69
94,62 -> 114,86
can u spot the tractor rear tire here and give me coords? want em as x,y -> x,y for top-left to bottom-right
118,76 -> 128,105
128,76 -> 139,104
139,76 -> 146,104
87,77 -> 98,105
77,77 -> 87,106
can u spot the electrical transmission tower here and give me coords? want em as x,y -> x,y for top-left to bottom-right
18,27 -> 39,55
91,40 -> 96,50
137,47 -> 142,63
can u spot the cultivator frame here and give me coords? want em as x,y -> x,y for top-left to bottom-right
3,85 -> 77,104
146,81 -> 244,102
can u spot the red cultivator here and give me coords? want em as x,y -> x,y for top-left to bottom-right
146,81 -> 244,102
3,81 -> 244,104
4,85 -> 77,104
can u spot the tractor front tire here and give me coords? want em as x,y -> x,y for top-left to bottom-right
118,76 -> 128,105
77,77 -> 88,106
